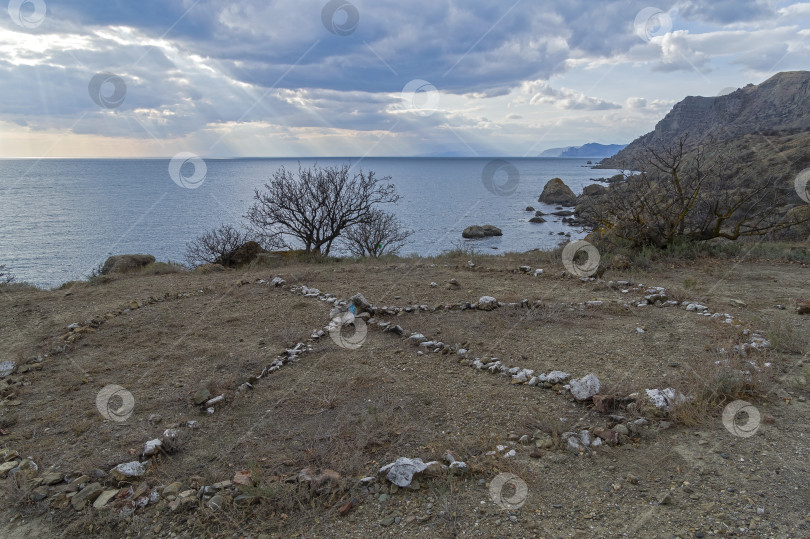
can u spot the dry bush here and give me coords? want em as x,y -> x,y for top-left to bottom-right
669,350 -> 772,426
762,319 -> 808,355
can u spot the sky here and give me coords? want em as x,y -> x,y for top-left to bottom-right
0,0 -> 808,158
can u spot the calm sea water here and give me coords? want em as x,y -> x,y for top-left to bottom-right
0,157 -> 621,289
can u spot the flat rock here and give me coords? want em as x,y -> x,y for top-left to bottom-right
110,461 -> 146,482
92,489 -> 120,509
71,483 -> 103,510
379,457 -> 431,487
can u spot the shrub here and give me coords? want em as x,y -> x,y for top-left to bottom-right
342,208 -> 412,257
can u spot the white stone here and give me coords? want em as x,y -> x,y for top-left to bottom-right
539,371 -> 570,384
379,457 -> 430,487
143,439 -> 162,457
569,373 -> 601,401
477,296 -> 498,311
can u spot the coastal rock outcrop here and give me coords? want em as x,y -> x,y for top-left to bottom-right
581,184 -> 607,197
462,225 -> 502,239
538,178 -> 577,206
101,254 -> 155,275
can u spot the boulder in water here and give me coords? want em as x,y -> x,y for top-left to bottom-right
462,225 -> 502,239
538,178 -> 577,206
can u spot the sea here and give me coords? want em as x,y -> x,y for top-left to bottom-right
0,157 -> 622,289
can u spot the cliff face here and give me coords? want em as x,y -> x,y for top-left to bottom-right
600,71 -> 810,168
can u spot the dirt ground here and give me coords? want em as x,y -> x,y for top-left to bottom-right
0,248 -> 808,538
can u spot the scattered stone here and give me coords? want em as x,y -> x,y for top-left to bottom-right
207,494 -> 226,510
379,457 -> 432,488
37,472 -> 64,486
338,498 -> 356,516
205,395 -> 225,406
569,373 -> 601,401
533,431 -> 553,449
270,277 -> 286,287
93,489 -> 120,509
0,361 -> 16,377
659,490 -> 674,505
29,485 -> 49,502
529,216 -> 546,223
477,296 -> 498,311
729,298 -> 747,308
71,483 -> 103,510
142,439 -> 162,457
233,470 -> 252,486
193,387 -> 211,406
645,388 -> 685,410
593,428 -> 618,445
350,293 -> 372,314
110,461 -> 146,483
162,482 -> 183,496
539,371 -> 570,384
171,496 -> 199,511
462,225 -> 503,239
429,282 -> 438,288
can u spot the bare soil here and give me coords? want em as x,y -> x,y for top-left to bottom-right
0,250 -> 808,538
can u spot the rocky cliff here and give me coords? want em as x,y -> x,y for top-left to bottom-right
600,71 -> 810,168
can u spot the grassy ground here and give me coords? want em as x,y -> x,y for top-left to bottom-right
0,243 -> 808,538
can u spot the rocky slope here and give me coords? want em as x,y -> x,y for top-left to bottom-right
600,71 -> 810,168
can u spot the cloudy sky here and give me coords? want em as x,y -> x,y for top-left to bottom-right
1,0 -> 808,157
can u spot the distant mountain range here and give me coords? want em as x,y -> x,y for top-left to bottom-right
600,71 -> 810,168
539,143 -> 627,158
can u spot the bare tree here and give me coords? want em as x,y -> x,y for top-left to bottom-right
343,208 -> 412,257
246,164 -> 401,256
581,136 -> 810,247
185,224 -> 255,267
